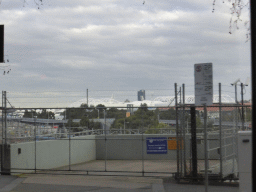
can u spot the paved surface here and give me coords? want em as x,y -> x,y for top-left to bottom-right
54,160 -> 177,176
163,180 -> 239,192
0,174 -> 160,192
0,174 -> 240,192
0,159 -> 239,192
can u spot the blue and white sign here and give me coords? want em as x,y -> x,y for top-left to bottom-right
146,137 -> 167,154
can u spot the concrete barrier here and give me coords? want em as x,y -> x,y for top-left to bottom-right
10,135 -> 96,172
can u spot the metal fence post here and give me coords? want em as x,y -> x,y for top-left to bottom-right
68,108 -> 71,171
141,106 -> 145,176
191,106 -> 197,180
179,86 -> 183,177
204,104 -> 208,192
219,83 -> 223,178
241,83 -> 244,130
34,116 -> 37,173
4,91 -> 7,145
104,109 -> 107,172
1,91 -> 10,175
175,83 -> 180,180
182,83 -> 186,176
1,91 -> 3,174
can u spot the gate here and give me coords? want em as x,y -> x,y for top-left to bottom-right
175,104 -> 250,181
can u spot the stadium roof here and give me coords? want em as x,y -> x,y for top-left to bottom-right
69,94 -> 235,108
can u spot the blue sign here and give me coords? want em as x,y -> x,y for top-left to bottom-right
146,137 -> 167,154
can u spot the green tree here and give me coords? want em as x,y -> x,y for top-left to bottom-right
37,109 -> 55,119
106,108 -> 126,119
93,122 -> 102,129
23,109 -> 37,118
80,116 -> 89,127
245,108 -> 252,122
159,108 -> 176,120
95,104 -> 106,119
111,104 -> 158,130
145,123 -> 168,134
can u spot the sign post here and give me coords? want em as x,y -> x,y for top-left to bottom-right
194,63 -> 213,192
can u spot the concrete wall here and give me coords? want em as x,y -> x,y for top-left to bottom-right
96,134 -> 178,160
9,133 -> 232,172
96,134 -> 222,160
10,135 -> 96,171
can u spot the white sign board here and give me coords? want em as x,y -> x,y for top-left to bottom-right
194,63 -> 213,106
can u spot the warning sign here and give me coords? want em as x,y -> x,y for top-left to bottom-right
168,137 -> 184,150
168,137 -> 177,150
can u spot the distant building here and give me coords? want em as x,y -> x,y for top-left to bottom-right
138,90 -> 145,101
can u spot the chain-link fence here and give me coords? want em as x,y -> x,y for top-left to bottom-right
0,106 -> 179,177
0,87 -> 251,181
175,104 -> 251,181
1,104 -> 251,179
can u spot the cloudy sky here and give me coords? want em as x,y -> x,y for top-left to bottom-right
0,0 -> 251,108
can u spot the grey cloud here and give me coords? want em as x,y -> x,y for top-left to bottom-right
0,0 -> 251,107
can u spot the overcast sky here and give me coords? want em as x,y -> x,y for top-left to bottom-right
0,0 -> 251,108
